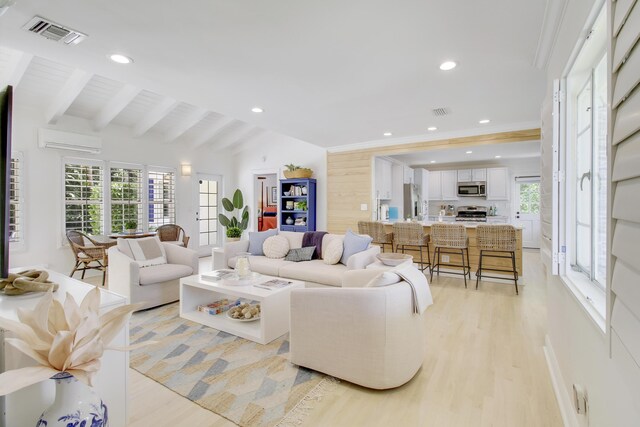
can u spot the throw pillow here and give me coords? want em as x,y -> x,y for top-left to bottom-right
285,246 -> 316,262
248,228 -> 278,256
263,235 -> 290,259
340,230 -> 373,265
366,271 -> 402,287
123,236 -> 167,268
323,238 -> 344,265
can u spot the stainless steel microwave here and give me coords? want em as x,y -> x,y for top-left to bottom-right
457,182 -> 486,197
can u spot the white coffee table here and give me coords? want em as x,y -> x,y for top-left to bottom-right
179,273 -> 304,344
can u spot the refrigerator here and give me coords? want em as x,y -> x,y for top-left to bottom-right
403,184 -> 420,219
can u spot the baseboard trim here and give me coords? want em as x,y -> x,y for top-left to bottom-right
544,335 -> 579,427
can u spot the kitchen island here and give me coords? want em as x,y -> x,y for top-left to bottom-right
381,221 -> 523,276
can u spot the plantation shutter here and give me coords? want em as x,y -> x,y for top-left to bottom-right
609,0 -> 640,396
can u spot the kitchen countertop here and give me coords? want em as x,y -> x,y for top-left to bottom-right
379,219 -> 522,229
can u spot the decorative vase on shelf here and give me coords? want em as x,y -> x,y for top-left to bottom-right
285,216 -> 294,225
301,186 -> 307,195
36,372 -> 107,427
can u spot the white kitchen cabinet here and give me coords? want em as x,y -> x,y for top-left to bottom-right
375,157 -> 393,199
428,170 -> 442,200
458,168 -> 487,182
486,167 -> 509,200
441,170 -> 459,200
403,166 -> 414,184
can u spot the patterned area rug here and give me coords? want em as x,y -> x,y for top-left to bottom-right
129,303 -> 335,427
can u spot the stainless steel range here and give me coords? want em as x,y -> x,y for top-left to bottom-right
456,205 -> 488,222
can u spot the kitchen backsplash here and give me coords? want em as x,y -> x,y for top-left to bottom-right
428,198 -> 511,217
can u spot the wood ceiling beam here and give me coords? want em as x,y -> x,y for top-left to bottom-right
190,117 -> 236,149
45,69 -> 92,124
92,84 -> 141,130
132,97 -> 177,137
210,123 -> 256,151
3,51 -> 33,88
164,107 -> 209,143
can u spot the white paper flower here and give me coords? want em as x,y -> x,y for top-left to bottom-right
0,287 -> 143,395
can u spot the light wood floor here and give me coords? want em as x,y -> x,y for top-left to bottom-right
90,250 -> 563,426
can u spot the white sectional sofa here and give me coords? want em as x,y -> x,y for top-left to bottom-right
222,231 -> 380,287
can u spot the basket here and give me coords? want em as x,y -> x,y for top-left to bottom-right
283,168 -> 313,178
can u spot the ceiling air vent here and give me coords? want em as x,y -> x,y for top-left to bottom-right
432,107 -> 451,117
22,16 -> 87,45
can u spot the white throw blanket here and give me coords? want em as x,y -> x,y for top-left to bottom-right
392,264 -> 434,314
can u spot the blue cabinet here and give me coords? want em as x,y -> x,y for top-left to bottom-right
279,178 -> 316,232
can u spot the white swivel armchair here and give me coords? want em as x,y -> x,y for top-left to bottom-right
289,268 -> 431,389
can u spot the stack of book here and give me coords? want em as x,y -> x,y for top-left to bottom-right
197,298 -> 242,315
200,269 -> 235,282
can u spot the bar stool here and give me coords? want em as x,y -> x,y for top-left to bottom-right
430,223 -> 471,287
392,222 -> 431,272
357,221 -> 394,253
475,224 -> 519,295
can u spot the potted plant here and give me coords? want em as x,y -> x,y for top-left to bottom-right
284,164 -> 313,179
218,189 -> 249,241
124,219 -> 137,233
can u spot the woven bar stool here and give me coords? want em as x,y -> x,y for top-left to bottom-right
392,222 -> 431,272
357,220 -> 394,253
475,224 -> 519,294
430,223 -> 471,287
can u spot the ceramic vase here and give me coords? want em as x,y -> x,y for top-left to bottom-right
285,216 -> 294,225
36,372 -> 108,427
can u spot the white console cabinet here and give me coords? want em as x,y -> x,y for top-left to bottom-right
1,269 -> 128,427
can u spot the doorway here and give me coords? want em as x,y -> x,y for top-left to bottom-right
254,173 -> 278,231
195,174 -> 222,256
513,177 -> 541,248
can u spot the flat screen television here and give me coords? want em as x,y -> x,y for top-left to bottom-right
0,85 -> 12,279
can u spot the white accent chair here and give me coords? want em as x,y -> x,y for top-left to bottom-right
108,242 -> 199,310
289,268 -> 429,389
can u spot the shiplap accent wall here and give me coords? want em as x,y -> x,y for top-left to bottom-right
326,129 -> 540,233
609,0 -> 640,391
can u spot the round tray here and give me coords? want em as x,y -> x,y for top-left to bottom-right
376,253 -> 413,266
226,308 -> 261,322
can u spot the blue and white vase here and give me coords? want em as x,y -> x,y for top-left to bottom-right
36,372 -> 108,427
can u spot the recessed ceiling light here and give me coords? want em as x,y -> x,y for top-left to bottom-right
109,54 -> 133,64
251,107 -> 264,113
427,126 -> 437,131
466,151 -> 473,154
479,119 -> 491,124
383,132 -> 392,136
495,155 -> 502,158
430,160 -> 436,164
439,61 -> 457,71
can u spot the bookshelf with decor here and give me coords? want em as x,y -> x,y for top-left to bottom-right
279,178 -> 316,232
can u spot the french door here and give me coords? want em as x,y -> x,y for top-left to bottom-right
195,174 -> 222,256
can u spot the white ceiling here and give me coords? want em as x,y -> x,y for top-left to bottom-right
389,140 -> 541,166
0,0 -> 549,149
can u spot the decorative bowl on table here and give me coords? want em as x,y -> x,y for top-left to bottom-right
376,253 -> 413,266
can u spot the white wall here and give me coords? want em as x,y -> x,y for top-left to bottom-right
232,131 -> 327,231
541,0 -> 640,425
9,102 -> 234,274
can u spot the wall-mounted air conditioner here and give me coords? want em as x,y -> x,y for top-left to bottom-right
38,129 -> 102,154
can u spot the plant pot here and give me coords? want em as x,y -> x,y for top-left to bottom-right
227,237 -> 240,242
37,372 -> 107,427
126,228 -> 136,234
283,169 -> 313,179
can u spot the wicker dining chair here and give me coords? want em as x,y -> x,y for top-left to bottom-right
357,221 -> 394,253
475,224 -> 519,294
392,222 -> 431,272
156,224 -> 190,247
430,223 -> 471,287
66,230 -> 108,286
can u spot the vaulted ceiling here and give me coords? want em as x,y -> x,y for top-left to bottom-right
0,0 -> 550,149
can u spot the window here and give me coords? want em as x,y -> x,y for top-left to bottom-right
9,156 -> 21,243
63,159 -> 177,237
198,178 -> 219,247
110,165 -> 143,232
64,161 -> 104,234
557,4 -> 607,326
148,169 -> 175,230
